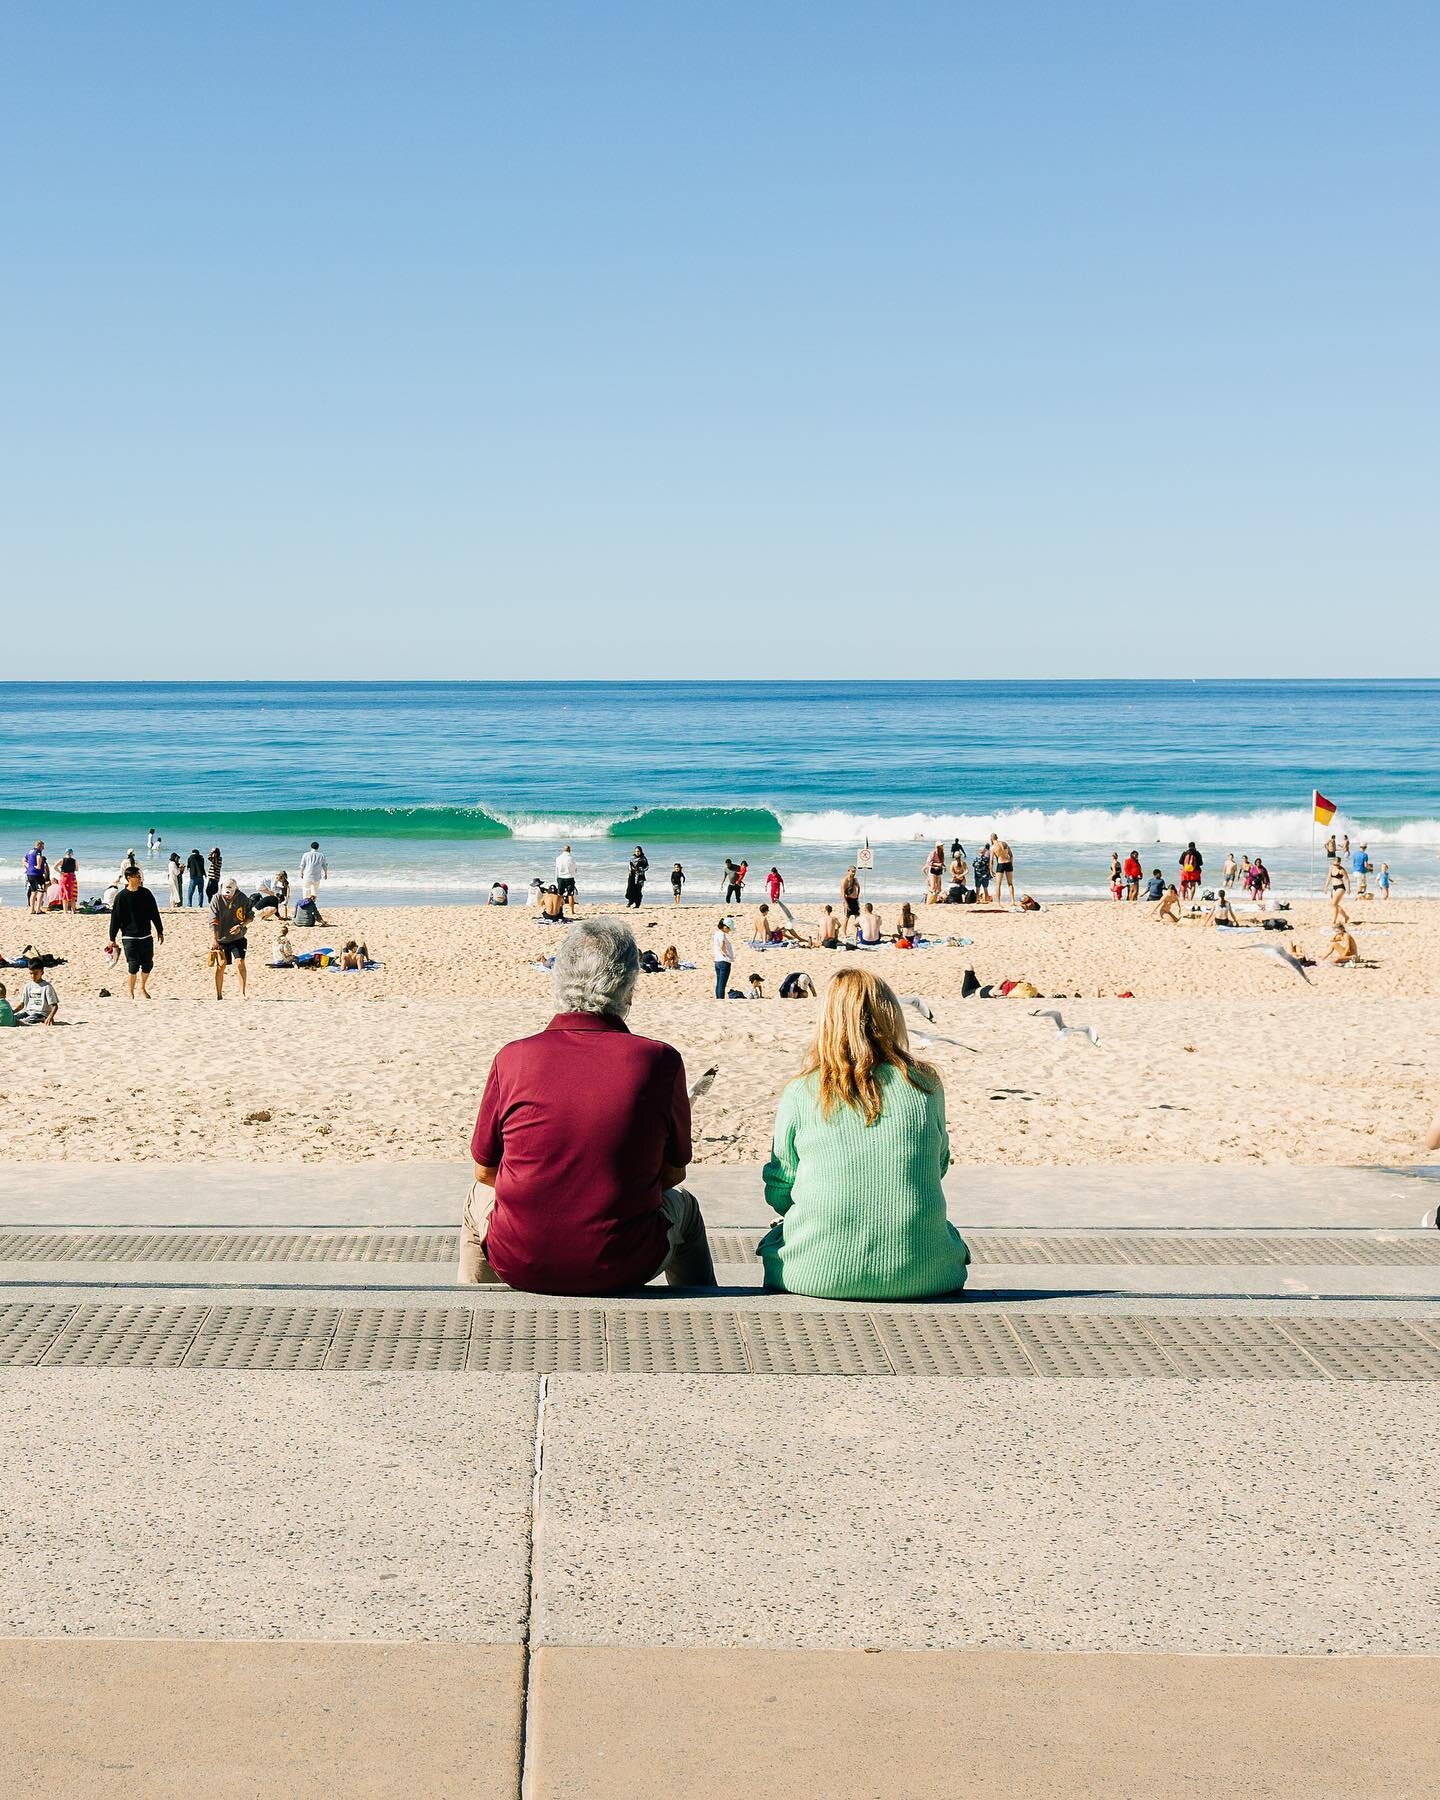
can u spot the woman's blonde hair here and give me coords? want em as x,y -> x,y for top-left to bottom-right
800,967 -> 939,1125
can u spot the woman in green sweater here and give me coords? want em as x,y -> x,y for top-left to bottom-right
759,967 -> 969,1300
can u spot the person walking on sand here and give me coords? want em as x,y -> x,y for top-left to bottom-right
24,841 -> 49,915
765,866 -> 784,903
209,878 -> 252,999
1178,842 -> 1203,900
1326,854 -> 1351,926
1351,841 -> 1371,898
300,840 -> 328,902
840,866 -> 862,937
991,833 -> 1015,903
206,846 -> 222,900
107,864 -> 165,999
166,851 -> 183,909
555,845 -> 579,914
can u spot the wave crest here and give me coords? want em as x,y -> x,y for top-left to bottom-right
778,806 -> 1440,849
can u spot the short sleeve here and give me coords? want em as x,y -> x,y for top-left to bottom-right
470,1060 -> 505,1167
663,1051 -> 693,1168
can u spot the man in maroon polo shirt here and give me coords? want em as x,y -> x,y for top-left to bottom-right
459,919 -> 718,1295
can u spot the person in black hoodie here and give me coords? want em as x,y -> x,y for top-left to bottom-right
107,866 -> 165,999
185,848 -> 206,908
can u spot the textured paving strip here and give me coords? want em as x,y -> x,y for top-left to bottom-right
526,1646 -> 1438,1799
1,1225 -> 1437,1266
0,1641 -> 524,1800
4,1297 -> 1440,1375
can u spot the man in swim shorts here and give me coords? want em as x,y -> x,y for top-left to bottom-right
555,845 -> 579,913
107,864 -> 165,999
24,841 -> 49,915
210,878 -> 252,999
991,834 -> 1015,902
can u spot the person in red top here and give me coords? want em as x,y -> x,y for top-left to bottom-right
459,919 -> 717,1295
765,866 -> 784,903
1122,851 -> 1143,901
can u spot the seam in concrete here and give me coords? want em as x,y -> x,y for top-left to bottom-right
518,1373 -> 549,1800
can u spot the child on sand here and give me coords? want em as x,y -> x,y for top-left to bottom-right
1377,863 -> 1393,900
671,863 -> 685,904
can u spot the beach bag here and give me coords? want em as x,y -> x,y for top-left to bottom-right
294,898 -> 320,928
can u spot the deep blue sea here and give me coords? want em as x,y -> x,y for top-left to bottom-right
2,681 -> 1437,904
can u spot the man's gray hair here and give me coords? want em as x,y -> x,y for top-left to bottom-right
553,919 -> 640,1017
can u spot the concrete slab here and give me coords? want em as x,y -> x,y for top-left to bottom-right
527,1645 -> 1438,1800
7,1161 -> 1437,1230
0,1639 -> 523,1799
0,1372 -> 535,1640
534,1376 -> 1440,1653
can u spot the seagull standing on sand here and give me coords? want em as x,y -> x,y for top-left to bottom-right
1031,1009 -> 1101,1046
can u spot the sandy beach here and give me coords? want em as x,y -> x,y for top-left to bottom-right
3,895 -> 1435,1170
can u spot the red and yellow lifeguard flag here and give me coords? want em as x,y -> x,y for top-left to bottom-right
1313,790 -> 1337,826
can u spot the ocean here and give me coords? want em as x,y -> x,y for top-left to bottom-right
2,680 -> 1436,906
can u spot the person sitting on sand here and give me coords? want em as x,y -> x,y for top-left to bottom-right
1153,882 -> 1181,923
458,919 -> 717,1295
747,971 -> 766,999
858,903 -> 883,945
660,944 -> 681,971
14,959 -> 59,1026
751,903 -> 784,945
489,881 -> 509,906
897,902 -> 919,940
1204,889 -> 1241,928
1319,923 -> 1360,965
0,982 -> 13,1025
759,967 -> 969,1301
778,970 -> 817,999
818,906 -> 841,948
273,925 -> 296,966
340,940 -> 370,970
539,885 -> 566,921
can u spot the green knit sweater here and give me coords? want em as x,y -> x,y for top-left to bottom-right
759,1063 -> 969,1300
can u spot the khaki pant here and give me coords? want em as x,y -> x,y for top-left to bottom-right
458,1182 -> 717,1290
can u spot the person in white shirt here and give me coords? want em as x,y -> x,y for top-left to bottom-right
712,921 -> 734,1001
299,841 -> 328,901
16,960 -> 59,1025
554,846 -> 579,914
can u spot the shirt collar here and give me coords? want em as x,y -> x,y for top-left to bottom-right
546,1011 -> 631,1034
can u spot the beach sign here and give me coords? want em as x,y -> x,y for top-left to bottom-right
857,841 -> 874,870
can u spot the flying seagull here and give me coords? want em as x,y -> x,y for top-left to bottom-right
688,1065 -> 718,1103
1239,941 -> 1313,985
898,995 -> 935,1022
1031,1009 -> 1101,1046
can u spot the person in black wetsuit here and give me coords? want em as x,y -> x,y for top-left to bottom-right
625,846 -> 649,909
106,865 -> 165,999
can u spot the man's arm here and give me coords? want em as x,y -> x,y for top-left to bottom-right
473,1163 -> 498,1187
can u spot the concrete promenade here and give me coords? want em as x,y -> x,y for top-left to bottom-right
1,1165 -> 1437,1797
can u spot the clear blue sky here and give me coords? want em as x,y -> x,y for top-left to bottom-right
5,3 -> 1436,678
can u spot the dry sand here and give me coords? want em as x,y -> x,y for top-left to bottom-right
3,896 -> 1436,1168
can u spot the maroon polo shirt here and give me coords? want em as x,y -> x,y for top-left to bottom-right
470,1011 -> 692,1295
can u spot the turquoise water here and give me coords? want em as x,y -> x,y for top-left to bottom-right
2,681 -> 1437,904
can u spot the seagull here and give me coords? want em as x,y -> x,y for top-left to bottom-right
688,1066 -> 718,1102
1031,1009 -> 1101,1046
898,995 -> 935,1022
1239,941 -> 1312,985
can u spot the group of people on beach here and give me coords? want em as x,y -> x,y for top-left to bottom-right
461,919 -> 968,1301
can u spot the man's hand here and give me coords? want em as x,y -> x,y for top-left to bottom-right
660,1163 -> 687,1191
